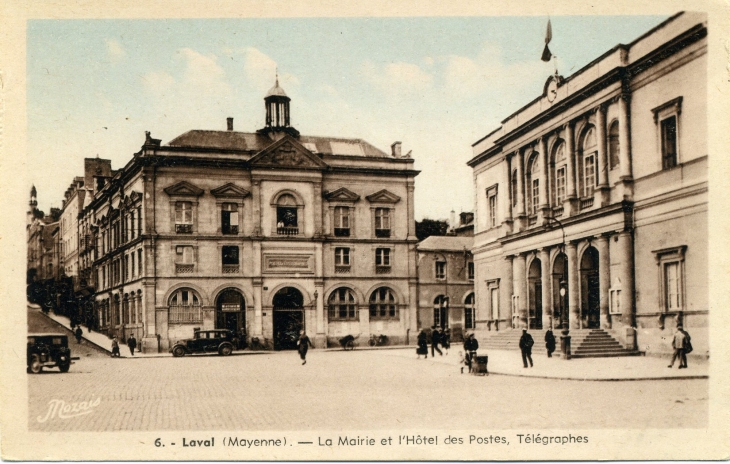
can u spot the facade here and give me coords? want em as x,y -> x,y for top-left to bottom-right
80,80 -> 419,351
416,235 -> 474,342
468,13 -> 707,356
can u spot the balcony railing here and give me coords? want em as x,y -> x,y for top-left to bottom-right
222,264 -> 240,274
552,206 -> 564,217
335,265 -> 351,274
334,228 -> 350,237
375,265 -> 392,274
176,223 -> 193,234
277,226 -> 299,236
580,197 -> 594,210
222,225 -> 239,235
528,215 -> 538,226
175,263 -> 194,274
375,229 -> 391,238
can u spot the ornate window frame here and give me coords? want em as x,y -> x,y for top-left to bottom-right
652,97 -> 682,170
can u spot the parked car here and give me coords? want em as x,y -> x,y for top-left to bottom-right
170,329 -> 235,357
27,333 -> 75,373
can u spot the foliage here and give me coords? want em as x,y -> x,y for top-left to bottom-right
416,218 -> 449,241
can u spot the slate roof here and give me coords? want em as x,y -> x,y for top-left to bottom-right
417,235 -> 473,252
167,130 -> 391,158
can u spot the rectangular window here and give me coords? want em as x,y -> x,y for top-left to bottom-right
137,249 -> 143,275
124,255 -> 129,281
221,203 -> 239,235
277,206 -> 298,235
335,247 -> 350,266
661,116 -> 678,170
468,262 -> 474,281
490,287 -> 499,320
334,206 -> 351,237
130,212 -> 135,240
664,262 -> 680,311
435,261 -> 446,280
375,248 -> 390,269
556,167 -> 566,204
584,154 -> 595,197
131,253 -> 135,278
176,246 -> 194,263
175,201 -> 193,233
222,246 -> 239,265
488,194 -> 497,228
465,307 -> 475,330
654,245 -> 686,314
531,178 -> 539,215
375,208 -> 391,237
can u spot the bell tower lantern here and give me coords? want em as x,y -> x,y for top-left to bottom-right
258,73 -> 300,139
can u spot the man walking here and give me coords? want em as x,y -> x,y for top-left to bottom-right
127,334 -> 137,356
74,326 -> 83,344
519,329 -> 534,368
668,325 -> 688,369
431,327 -> 443,357
297,330 -> 314,365
464,333 -> 478,373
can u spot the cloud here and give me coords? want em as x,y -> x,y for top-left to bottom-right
105,39 -> 126,63
237,47 -> 299,94
362,60 -> 433,97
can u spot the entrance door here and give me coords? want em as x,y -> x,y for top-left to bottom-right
586,273 -> 600,328
273,287 -> 304,350
528,258 -> 542,330
216,289 -> 245,335
534,281 -> 543,330
580,247 -> 600,329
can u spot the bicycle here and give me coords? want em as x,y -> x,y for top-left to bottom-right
368,334 -> 388,347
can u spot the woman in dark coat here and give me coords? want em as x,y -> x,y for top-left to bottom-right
416,330 -> 428,359
297,330 -> 314,365
544,329 -> 556,357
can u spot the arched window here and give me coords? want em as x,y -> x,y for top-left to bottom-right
465,293 -> 476,329
276,193 -> 299,235
580,127 -> 597,197
137,290 -> 143,325
608,121 -> 620,170
328,287 -> 358,321
369,287 -> 398,320
526,154 -> 540,215
552,142 -> 567,206
168,288 -> 202,323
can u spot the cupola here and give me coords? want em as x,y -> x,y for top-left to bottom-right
258,73 -> 300,139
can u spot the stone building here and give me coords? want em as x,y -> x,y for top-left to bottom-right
84,79 -> 419,351
468,12 -> 707,357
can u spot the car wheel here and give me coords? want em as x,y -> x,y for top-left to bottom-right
172,346 -> 186,357
29,355 -> 42,374
59,363 -> 70,373
219,344 -> 232,356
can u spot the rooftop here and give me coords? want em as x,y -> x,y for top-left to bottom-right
417,235 -> 473,252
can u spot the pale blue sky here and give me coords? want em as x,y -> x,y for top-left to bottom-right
28,15 -> 668,219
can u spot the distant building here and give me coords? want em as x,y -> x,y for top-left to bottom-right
468,13 -> 707,356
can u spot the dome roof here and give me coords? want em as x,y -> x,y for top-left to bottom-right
265,79 -> 288,98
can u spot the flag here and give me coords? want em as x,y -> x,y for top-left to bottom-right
541,19 -> 553,62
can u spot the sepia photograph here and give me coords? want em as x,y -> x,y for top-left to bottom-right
1,0 -> 728,461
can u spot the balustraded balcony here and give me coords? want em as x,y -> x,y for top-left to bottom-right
375,265 -> 391,274
175,263 -> 194,274
552,206 -> 564,217
335,265 -> 351,274
277,226 -> 299,236
580,197 -> 594,210
222,264 -> 239,274
175,223 -> 193,234
375,228 -> 391,238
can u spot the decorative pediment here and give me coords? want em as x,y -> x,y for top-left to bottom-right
366,189 -> 401,204
210,183 -> 251,199
129,191 -> 142,203
324,187 -> 360,203
249,137 -> 328,169
163,181 -> 204,197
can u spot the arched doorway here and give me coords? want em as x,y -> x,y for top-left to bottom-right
528,258 -> 542,329
216,288 -> 245,335
580,247 -> 600,329
272,287 -> 304,350
552,252 -> 569,329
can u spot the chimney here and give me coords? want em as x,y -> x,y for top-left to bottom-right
391,141 -> 402,158
227,117 -> 234,131
450,210 -> 456,230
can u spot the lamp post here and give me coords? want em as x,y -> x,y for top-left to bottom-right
545,215 -> 571,359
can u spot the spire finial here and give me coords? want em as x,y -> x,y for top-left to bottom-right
275,67 -> 279,87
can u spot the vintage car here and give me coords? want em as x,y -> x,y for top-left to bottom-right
170,329 -> 236,357
27,333 -> 75,373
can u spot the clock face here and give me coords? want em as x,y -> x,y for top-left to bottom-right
547,80 -> 558,103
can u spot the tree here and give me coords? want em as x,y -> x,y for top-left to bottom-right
416,218 -> 449,241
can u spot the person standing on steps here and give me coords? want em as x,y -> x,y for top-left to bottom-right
544,328 -> 556,358
297,330 -> 313,365
127,334 -> 137,356
519,329 -> 534,368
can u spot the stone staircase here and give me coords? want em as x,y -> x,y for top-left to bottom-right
476,328 -> 642,358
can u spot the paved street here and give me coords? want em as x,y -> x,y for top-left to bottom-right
28,347 -> 707,431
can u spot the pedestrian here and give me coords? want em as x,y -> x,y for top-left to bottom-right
544,328 -> 556,358
442,327 -> 451,355
74,326 -> 83,344
668,325 -> 688,369
416,329 -> 428,359
519,329 -> 534,368
431,327 -> 443,357
127,334 -> 137,356
297,330 -> 313,365
111,337 -> 121,357
464,333 -> 478,373
680,326 -> 692,368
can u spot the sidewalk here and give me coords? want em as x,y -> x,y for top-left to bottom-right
383,346 -> 709,381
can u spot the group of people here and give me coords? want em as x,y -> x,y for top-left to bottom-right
109,335 -> 137,357
415,327 -> 451,359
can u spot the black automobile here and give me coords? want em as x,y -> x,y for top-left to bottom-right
170,329 -> 235,357
27,334 -> 75,373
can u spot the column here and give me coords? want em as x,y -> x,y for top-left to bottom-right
314,243 -> 325,347
313,182 -> 323,237
618,94 -> 633,201
142,281 -> 157,352
539,136 -> 549,211
503,255 -> 514,328
564,123 -> 579,215
514,150 -> 526,230
596,234 -> 611,329
566,241 -> 580,329
616,231 -> 635,328
406,182 -> 417,240
540,248 -> 552,329
596,105 -> 611,206
252,241 -> 263,337
251,180 -> 262,236
513,254 -> 527,328
501,155 -> 513,233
